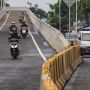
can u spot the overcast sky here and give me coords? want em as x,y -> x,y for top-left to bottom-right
6,0 -> 58,12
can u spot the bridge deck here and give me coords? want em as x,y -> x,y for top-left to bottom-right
64,57 -> 90,90
0,10 -> 56,90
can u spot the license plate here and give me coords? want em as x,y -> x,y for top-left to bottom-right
22,30 -> 26,33
13,49 -> 15,51
86,49 -> 89,52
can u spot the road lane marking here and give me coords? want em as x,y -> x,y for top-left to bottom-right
24,16 -> 47,61
28,30 -> 47,61
0,12 -> 10,30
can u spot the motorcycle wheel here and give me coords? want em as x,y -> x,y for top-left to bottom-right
11,51 -> 18,59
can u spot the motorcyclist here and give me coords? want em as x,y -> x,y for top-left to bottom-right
21,20 -> 28,27
9,22 -> 17,32
19,12 -> 24,22
9,32 -> 20,55
21,12 -> 24,15
20,20 -> 28,33
8,22 -> 20,43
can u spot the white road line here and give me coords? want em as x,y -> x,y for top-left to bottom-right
28,30 -> 47,62
24,16 -> 47,61
0,12 -> 10,30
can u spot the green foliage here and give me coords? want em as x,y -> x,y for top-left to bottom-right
48,0 -> 90,31
49,14 -> 59,29
48,1 -> 69,31
29,3 -> 47,19
27,0 -> 90,30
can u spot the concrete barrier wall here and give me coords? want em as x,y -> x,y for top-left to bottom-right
0,7 -> 6,20
40,45 -> 82,90
6,7 -> 69,52
25,8 -> 69,52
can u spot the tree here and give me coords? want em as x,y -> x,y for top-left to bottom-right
48,0 -> 90,32
27,2 -> 32,8
48,1 -> 69,33
28,3 -> 47,19
6,3 -> 10,7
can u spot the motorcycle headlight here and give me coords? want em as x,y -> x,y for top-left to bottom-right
14,45 -> 18,48
10,44 -> 17,48
22,29 -> 26,33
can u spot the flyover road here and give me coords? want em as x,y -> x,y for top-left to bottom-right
0,10 -> 56,90
64,57 -> 90,90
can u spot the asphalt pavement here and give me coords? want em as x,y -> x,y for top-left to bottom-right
64,57 -> 90,90
0,10 -> 56,90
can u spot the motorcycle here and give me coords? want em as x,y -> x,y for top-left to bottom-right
20,27 -> 28,38
9,27 -> 17,36
19,16 -> 24,23
19,18 -> 23,23
9,38 -> 20,59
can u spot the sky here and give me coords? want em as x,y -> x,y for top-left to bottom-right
6,0 -> 58,12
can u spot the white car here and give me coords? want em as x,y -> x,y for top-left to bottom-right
78,31 -> 90,55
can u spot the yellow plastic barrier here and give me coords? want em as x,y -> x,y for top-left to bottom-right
40,45 -> 82,90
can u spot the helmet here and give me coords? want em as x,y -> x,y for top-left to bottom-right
11,22 -> 15,26
22,12 -> 24,15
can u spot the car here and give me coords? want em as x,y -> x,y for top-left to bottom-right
83,26 -> 90,31
78,31 -> 90,55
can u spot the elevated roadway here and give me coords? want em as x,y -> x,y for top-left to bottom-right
0,7 -> 87,90
0,10 -> 56,90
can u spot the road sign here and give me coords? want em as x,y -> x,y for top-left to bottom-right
63,0 -> 76,7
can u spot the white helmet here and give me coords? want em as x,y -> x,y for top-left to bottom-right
11,22 -> 15,25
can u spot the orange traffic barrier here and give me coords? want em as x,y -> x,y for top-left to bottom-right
40,45 -> 82,90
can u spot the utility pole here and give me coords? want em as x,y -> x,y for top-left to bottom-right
1,0 -> 2,7
76,0 -> 80,39
69,0 -> 71,42
59,0 -> 61,31
76,0 -> 78,33
3,0 -> 6,7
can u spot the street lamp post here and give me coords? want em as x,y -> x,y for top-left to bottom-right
63,0 -> 77,42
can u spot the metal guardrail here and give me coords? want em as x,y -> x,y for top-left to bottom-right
40,45 -> 82,90
5,7 -> 69,52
